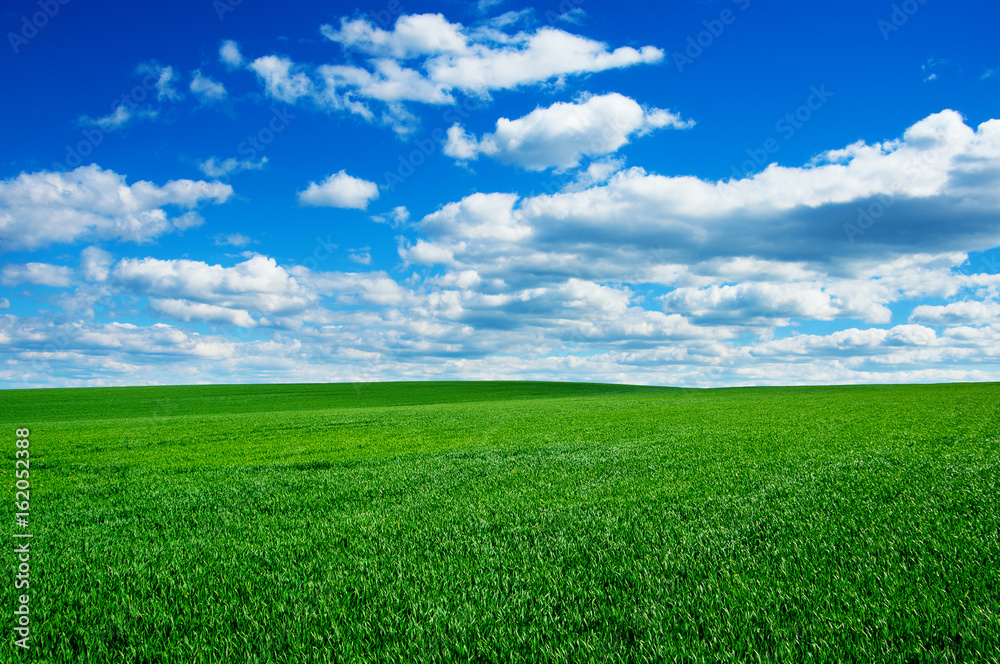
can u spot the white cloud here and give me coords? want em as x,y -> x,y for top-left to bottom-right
5,246 -> 1000,389
249,55 -> 313,104
298,170 -> 379,209
0,165 -> 231,251
199,156 -> 268,178
138,63 -> 183,102
662,282 -> 857,325
113,254 -> 312,318
322,13 -> 468,60
1,262 -> 74,287
214,233 -> 253,248
80,105 -> 157,131
6,106 -> 1000,388
156,66 -> 182,101
5,305 -> 1000,390
409,111 -> 1000,283
390,206 -> 410,226
246,14 -> 664,128
0,298 -> 8,309
562,158 -> 626,192
190,70 -> 228,103
752,327 -> 915,358
487,9 -> 533,28
348,248 -> 372,265
910,300 -> 1000,326
477,0 -> 505,14
0,319 -> 252,382
421,24 -> 662,93
443,124 -> 489,160
220,40 -> 244,68
417,192 -> 530,244
297,270 -> 414,307
445,93 -> 693,170
317,60 -> 455,107
80,246 -> 114,282
369,205 -> 412,229
150,299 -> 258,327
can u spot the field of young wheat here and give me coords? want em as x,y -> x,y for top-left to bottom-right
2,381 -> 998,662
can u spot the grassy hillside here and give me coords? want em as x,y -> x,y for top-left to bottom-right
2,381 -> 999,662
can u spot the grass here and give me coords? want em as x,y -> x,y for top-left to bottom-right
2,380 -> 999,662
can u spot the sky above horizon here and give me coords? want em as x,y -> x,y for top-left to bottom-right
2,0 -> 999,389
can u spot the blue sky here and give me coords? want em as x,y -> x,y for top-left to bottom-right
1,0 -> 999,388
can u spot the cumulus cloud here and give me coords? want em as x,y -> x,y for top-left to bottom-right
663,282 -> 854,325
910,300 -> 1000,326
249,55 -> 313,104
407,111 -> 1000,282
444,93 -> 693,170
243,14 -> 663,129
322,13 -> 469,60
6,307 -> 1000,390
149,299 -> 258,327
114,254 -> 313,320
298,170 -> 379,209
4,246 -> 1000,390
0,318 -> 250,383
5,106 -> 1000,388
0,165 -> 232,251
1,262 -> 74,287
296,270 -> 414,307
563,158 -> 626,191
752,324 -> 941,359
80,246 -> 114,282
190,70 -> 228,103
443,125 -> 486,161
220,40 -> 244,68
416,192 -> 530,245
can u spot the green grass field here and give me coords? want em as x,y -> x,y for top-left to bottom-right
2,381 -> 999,663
